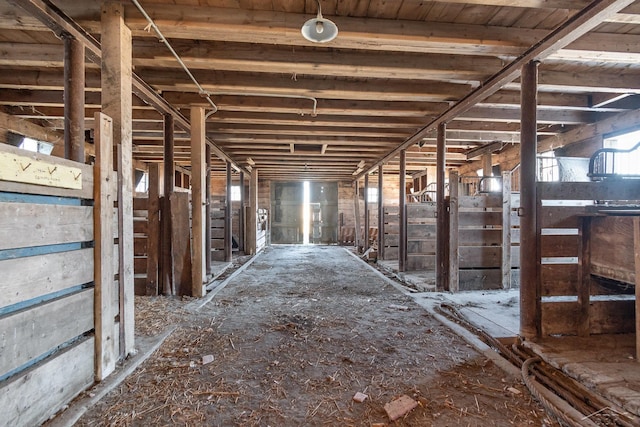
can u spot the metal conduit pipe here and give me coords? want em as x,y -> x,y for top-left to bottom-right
131,0 -> 219,114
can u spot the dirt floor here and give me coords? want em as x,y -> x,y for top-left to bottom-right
75,245 -> 559,426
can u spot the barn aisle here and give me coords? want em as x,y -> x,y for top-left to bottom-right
74,246 -> 555,426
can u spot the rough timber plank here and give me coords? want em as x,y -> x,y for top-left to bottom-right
0,248 -> 93,308
102,1 -> 134,357
0,289 -> 93,378
0,337 -> 94,427
94,112 -> 116,381
0,202 -> 92,250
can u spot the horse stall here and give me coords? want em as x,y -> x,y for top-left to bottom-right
446,171 -> 520,292
0,114 -> 129,425
533,179 -> 640,339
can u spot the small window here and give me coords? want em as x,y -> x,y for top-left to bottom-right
538,151 -> 559,182
19,137 -> 54,155
231,185 -> 242,202
135,172 -> 148,193
367,187 -> 379,204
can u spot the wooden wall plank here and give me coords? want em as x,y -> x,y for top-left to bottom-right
538,181 -> 640,201
171,191 -> 192,296
541,301 -> 579,336
502,170 -> 512,289
459,229 -> 502,245
540,234 -> 579,257
589,300 -> 635,335
0,337 -> 94,427
458,194 -> 502,209
0,248 -> 93,308
541,264 -> 578,296
0,203 -> 92,250
459,269 -> 503,291
590,216 -> 635,285
0,289 -> 93,378
459,246 -> 501,268
538,206 -> 583,228
457,211 -> 502,226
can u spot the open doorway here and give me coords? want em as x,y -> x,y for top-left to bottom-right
270,181 -> 338,244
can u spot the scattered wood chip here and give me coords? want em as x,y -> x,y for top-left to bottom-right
384,395 -> 418,421
353,392 -> 368,403
202,354 -> 214,365
388,304 -> 409,311
507,387 -> 521,395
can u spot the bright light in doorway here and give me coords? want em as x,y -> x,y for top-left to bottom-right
303,181 -> 310,244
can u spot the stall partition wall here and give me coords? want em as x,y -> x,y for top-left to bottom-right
0,120 -> 124,426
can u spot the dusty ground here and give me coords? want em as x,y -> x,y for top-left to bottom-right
76,245 -> 558,426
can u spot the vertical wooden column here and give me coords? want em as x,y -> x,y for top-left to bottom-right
146,163 -> 160,296
501,170 -> 512,290
246,169 -> 258,255
205,145 -> 212,276
577,217 -> 591,337
364,173 -> 370,251
520,60 -> 540,340
101,1 -> 134,357
448,170 -> 459,293
238,171 -> 245,252
377,165 -> 384,259
93,112 -> 115,380
190,106 -> 206,297
354,181 -> 361,251
398,149 -> 406,272
435,122 -> 447,290
162,113 -> 175,295
224,161 -> 233,262
63,36 -> 85,163
482,153 -> 492,177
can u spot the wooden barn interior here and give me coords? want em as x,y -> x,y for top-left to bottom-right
1,0 -> 640,425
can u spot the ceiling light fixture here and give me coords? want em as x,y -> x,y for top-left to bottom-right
301,0 -> 338,43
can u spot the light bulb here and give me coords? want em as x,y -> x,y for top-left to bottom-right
316,21 -> 324,34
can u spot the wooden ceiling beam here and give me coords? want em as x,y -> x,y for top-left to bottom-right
7,0 -> 248,173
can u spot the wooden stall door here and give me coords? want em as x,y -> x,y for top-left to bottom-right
271,182 -> 303,244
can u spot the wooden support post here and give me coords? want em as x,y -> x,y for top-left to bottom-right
501,170 -> 512,289
190,106 -> 206,297
482,153 -> 492,177
101,1 -> 134,357
224,160 -> 233,263
246,169 -> 258,255
577,217 -> 591,337
205,145 -> 212,276
378,165 -> 384,259
161,113 -> 174,295
354,180 -> 361,251
93,112 -> 115,380
520,60 -> 540,340
634,218 -> 640,361
364,173 -> 370,251
63,36 -> 85,163
398,149 -> 406,272
238,171 -> 245,252
448,171 -> 459,293
435,122 -> 447,290
146,163 -> 160,296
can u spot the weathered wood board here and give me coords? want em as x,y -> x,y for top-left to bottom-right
0,289 -> 93,378
0,248 -> 93,307
0,337 -> 94,427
